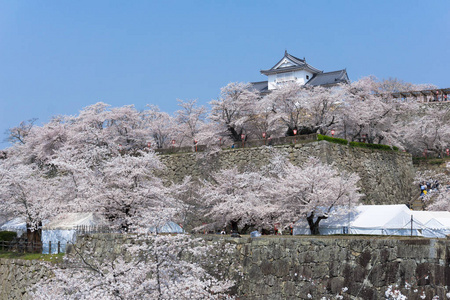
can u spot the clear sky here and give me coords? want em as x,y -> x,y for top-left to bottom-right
1,0 -> 449,149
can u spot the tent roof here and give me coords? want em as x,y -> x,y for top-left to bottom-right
351,205 -> 421,229
0,217 -> 26,230
43,213 -> 108,230
295,205 -> 425,230
411,211 -> 450,224
149,221 -> 184,234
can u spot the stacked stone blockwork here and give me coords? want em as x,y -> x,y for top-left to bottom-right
2,235 -> 449,299
158,140 -> 415,205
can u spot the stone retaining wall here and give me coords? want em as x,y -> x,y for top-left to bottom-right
1,235 -> 449,299
227,236 -> 450,299
0,259 -> 51,300
158,140 -> 415,205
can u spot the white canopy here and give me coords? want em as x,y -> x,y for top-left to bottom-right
411,211 -> 450,238
0,217 -> 27,237
42,213 -> 109,254
149,221 -> 184,234
43,212 -> 108,230
294,205 -> 426,236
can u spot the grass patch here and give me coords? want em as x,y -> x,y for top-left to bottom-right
0,251 -> 65,262
412,157 -> 449,165
349,141 -> 394,151
317,134 -> 348,145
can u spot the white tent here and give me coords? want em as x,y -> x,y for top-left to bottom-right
0,217 -> 27,237
294,205 -> 426,236
42,213 -> 108,254
293,208 -> 355,236
411,211 -> 450,238
149,221 -> 184,234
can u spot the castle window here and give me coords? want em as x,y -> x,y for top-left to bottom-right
306,75 -> 310,80
276,72 -> 295,83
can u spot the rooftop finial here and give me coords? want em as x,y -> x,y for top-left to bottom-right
285,49 -> 287,55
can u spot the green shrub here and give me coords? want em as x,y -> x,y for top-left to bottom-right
349,141 -> 393,151
427,159 -> 445,165
317,134 -> 348,145
0,231 -> 17,241
392,146 -> 399,151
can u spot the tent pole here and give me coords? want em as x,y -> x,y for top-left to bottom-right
411,215 -> 413,237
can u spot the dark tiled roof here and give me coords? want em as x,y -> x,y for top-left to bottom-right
284,52 -> 305,65
250,81 -> 268,93
305,69 -> 349,87
260,51 -> 322,75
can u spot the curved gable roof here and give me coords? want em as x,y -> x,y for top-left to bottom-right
260,51 -> 322,75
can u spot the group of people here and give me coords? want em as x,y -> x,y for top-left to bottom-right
419,180 -> 440,197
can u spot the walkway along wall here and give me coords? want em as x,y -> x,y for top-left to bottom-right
157,140 -> 415,205
1,234 -> 450,299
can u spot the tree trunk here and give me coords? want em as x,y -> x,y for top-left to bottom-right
230,220 -> 239,234
26,222 -> 42,253
306,214 -> 328,236
227,126 -> 242,143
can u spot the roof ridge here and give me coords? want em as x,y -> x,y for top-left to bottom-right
319,69 -> 346,75
286,52 -> 305,63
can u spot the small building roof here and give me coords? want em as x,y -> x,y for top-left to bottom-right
249,81 -> 269,94
305,69 -> 350,87
250,51 -> 349,92
260,51 -> 322,75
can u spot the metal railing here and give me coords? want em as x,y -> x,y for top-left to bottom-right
74,225 -> 122,235
0,240 -> 64,254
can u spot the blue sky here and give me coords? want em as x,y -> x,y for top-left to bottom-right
1,1 -> 449,149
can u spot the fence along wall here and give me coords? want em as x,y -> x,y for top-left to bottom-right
157,140 -> 415,205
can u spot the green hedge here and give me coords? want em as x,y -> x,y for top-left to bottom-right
412,157 -> 446,165
0,231 -> 17,241
318,134 -> 397,151
392,146 -> 399,151
317,134 -> 349,145
349,141 -> 393,151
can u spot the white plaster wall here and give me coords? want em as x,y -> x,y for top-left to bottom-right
267,70 -> 314,90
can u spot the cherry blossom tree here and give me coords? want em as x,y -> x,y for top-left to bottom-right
5,118 -> 37,145
274,157 -> 363,235
200,154 -> 362,235
174,99 -> 207,147
262,82 -> 305,136
377,77 -> 437,94
398,105 -> 450,157
50,144 -> 180,232
298,85 -> 342,135
209,82 -> 259,142
0,156 -> 71,248
2,103 -> 186,235
260,83 -> 342,137
30,234 -> 236,299
244,104 -> 275,140
199,168 -> 280,234
143,105 -> 176,149
102,105 -> 149,151
5,116 -> 71,166
336,76 -> 412,145
48,102 -> 150,156
95,151 -> 179,231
